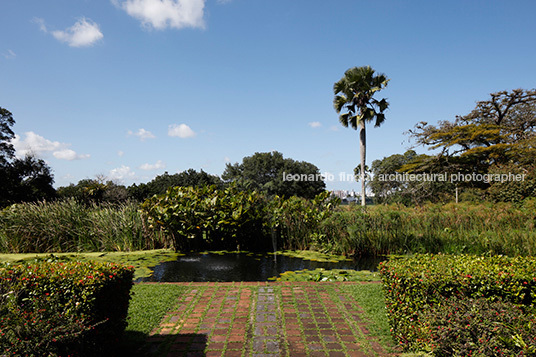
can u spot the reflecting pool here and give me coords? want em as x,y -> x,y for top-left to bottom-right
139,252 -> 385,282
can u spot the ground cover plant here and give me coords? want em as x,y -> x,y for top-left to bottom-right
380,253 -> 536,354
269,268 -> 379,282
0,249 -> 181,280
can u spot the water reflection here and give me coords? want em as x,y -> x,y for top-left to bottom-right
140,253 -> 385,282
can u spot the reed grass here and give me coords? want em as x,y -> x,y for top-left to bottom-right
315,200 -> 536,257
2,197 -> 535,257
0,199 -> 168,253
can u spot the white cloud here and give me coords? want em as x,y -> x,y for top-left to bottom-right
329,125 -> 340,131
168,123 -> 196,138
33,17 -> 48,32
308,121 -> 322,128
12,131 -> 90,161
109,165 -> 136,181
224,156 -> 230,162
2,49 -> 16,59
118,150 -> 125,157
51,18 -> 103,47
114,0 -> 206,30
139,160 -> 166,170
53,149 -> 90,160
127,128 -> 156,141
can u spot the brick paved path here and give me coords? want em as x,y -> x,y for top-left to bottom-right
139,282 -> 394,357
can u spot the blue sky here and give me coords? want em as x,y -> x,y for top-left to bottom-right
1,0 -> 536,191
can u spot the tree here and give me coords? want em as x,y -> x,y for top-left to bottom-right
9,156 -> 56,203
222,151 -> 326,199
407,89 -> 536,189
126,169 -> 223,201
368,150 -> 455,205
333,66 -> 390,206
368,151 -> 415,203
0,107 -> 56,207
57,178 -> 129,204
405,89 -> 536,202
0,107 -> 15,166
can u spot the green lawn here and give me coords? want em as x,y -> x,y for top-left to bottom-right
120,283 -> 188,355
342,283 -> 432,357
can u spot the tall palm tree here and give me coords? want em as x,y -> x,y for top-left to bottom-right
333,66 -> 389,206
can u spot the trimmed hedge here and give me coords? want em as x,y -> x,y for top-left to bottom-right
0,260 -> 134,356
422,297 -> 536,356
379,254 -> 536,352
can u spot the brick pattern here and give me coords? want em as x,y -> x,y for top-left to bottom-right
250,286 -> 283,356
138,282 -> 395,357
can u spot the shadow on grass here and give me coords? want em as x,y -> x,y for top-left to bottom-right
117,331 -> 208,357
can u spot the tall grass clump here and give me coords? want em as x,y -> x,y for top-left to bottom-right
316,200 -> 536,257
0,199 -> 167,253
266,192 -> 340,251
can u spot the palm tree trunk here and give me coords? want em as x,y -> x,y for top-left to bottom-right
359,121 -> 366,206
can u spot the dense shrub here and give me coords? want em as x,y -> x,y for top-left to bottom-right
422,297 -> 536,356
141,184 -> 268,251
0,260 -> 134,356
487,163 -> 536,203
141,185 -> 338,252
379,254 -> 536,352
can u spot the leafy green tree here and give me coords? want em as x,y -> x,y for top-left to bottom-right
368,150 -> 455,205
57,178 -> 106,203
57,178 -> 129,204
0,107 -> 56,207
333,66 -> 390,206
406,89 -> 536,200
222,151 -> 325,199
125,182 -> 150,202
368,151 -> 415,203
1,155 -> 57,206
8,155 -> 56,203
103,181 -> 129,203
127,169 -> 223,201
408,89 -> 536,165
0,107 -> 15,166
486,163 -> 536,203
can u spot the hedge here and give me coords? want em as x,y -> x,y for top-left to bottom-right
379,254 -> 536,352
421,297 -> 536,356
0,260 -> 134,356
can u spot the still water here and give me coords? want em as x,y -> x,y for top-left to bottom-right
140,253 -> 385,282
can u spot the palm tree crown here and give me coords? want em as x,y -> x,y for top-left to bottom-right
333,66 -> 389,129
333,66 -> 389,206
